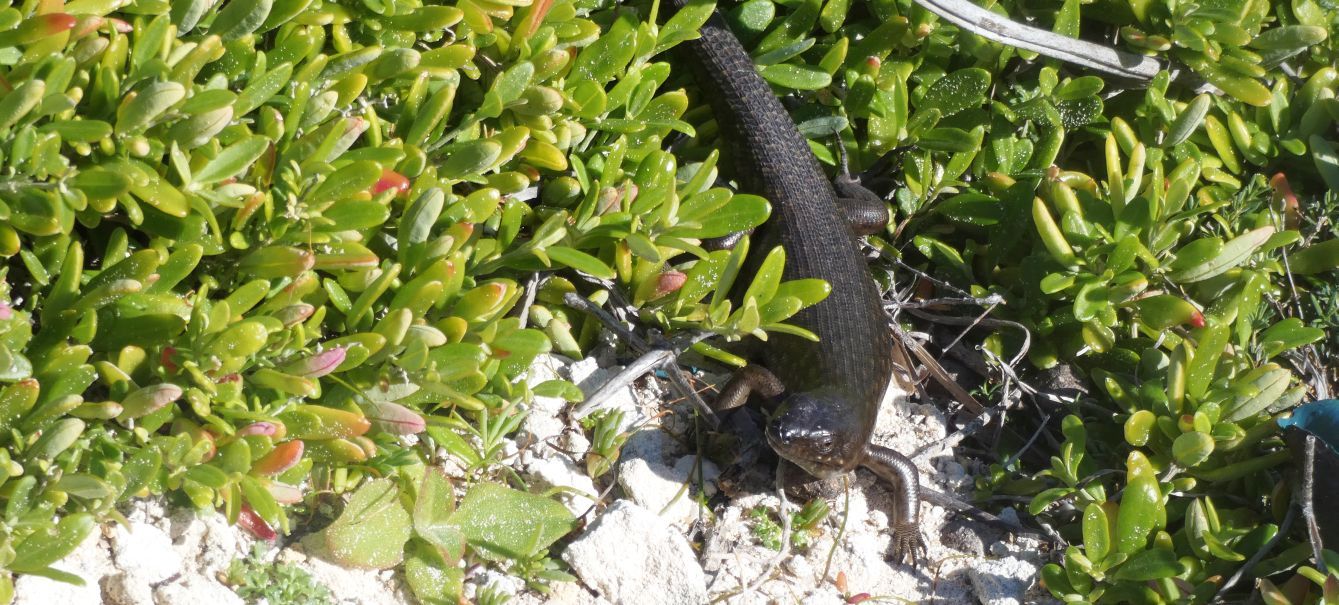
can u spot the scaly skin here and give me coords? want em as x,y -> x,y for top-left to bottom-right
671,0 -> 926,564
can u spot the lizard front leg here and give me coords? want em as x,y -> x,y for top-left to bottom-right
701,230 -> 750,252
834,173 -> 891,236
862,444 -> 927,566
832,140 -> 891,235
714,364 -> 785,413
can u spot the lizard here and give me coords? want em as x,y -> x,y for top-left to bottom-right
668,0 -> 926,564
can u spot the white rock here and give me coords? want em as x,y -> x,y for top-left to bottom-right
565,356 -> 601,386
701,476 -> 978,604
967,556 -> 1040,605
619,427 -> 682,468
672,455 -> 721,498
564,428 -> 592,460
943,524 -> 986,556
13,531 -> 111,605
520,354 -> 572,446
500,438 -> 520,459
468,569 -> 525,597
122,499 -> 168,525
101,572 -> 154,605
109,521 -> 184,585
166,509 -> 254,577
563,500 -> 706,605
512,579 -> 611,605
526,455 -> 598,515
153,576 -> 244,605
276,548 -> 307,565
939,459 -> 968,483
616,455 -> 720,528
291,538 -> 414,605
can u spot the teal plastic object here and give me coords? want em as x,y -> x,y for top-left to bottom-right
1278,399 -> 1339,454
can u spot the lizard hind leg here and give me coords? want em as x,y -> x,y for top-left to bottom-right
862,444 -> 928,567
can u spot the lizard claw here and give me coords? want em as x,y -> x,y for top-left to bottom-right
889,522 -> 928,568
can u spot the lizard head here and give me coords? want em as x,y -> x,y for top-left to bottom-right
765,390 -> 866,477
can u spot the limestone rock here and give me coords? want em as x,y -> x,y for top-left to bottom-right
563,500 -> 706,605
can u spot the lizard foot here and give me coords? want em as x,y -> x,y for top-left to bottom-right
889,521 -> 927,567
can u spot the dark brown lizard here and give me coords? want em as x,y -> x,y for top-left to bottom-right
670,0 -> 926,563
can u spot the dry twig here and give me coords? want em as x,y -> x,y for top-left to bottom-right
562,292 -> 721,427
910,0 -> 1162,80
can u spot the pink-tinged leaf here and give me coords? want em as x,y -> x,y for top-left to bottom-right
236,421 -> 279,437
0,13 -> 77,46
1269,172 -> 1300,229
107,18 -> 132,33
361,400 -> 427,435
118,383 -> 183,419
0,301 -> 12,320
306,438 -> 369,462
35,13 -> 76,35
452,281 -> 510,320
199,431 -> 217,461
274,304 -> 315,327
450,222 -> 474,240
313,250 -> 380,271
520,0 -> 555,39
250,369 -> 318,397
1188,310 -> 1206,329
160,346 -> 178,374
238,505 -> 277,541
239,246 -> 315,279
266,481 -> 304,504
653,271 -> 687,299
278,405 -> 370,440
73,16 -> 104,37
252,440 -> 304,476
172,419 -> 217,462
598,188 -> 620,214
370,169 -> 410,196
283,347 -> 346,379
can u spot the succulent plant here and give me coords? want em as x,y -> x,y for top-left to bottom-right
0,0 -> 1330,601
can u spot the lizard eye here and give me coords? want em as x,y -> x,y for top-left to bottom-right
818,434 -> 835,452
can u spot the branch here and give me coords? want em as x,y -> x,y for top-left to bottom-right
563,292 -> 721,428
910,0 -> 1162,80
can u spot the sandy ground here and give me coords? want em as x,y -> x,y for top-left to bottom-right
16,353 -> 1053,605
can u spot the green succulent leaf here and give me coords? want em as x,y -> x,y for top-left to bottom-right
323,478 -> 412,569
448,482 -> 575,561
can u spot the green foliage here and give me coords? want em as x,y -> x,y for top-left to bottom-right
0,0 -> 823,595
582,408 -> 630,478
313,466 -> 573,601
748,499 -> 830,551
0,0 -> 1333,598
225,543 -> 335,605
674,0 -> 1338,600
748,505 -> 784,550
